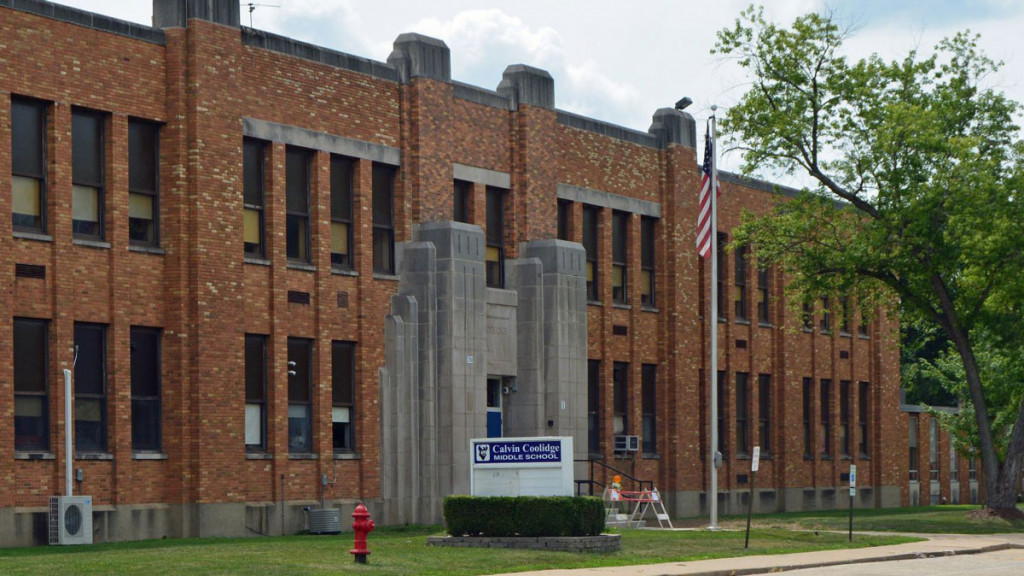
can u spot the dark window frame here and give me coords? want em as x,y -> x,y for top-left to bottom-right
909,415 -> 920,481
243,138 -> 266,258
757,265 -> 769,324
820,296 -> 831,333
74,322 -> 108,453
716,370 -> 727,458
14,317 -> 49,452
332,341 -> 356,453
802,377 -> 814,458
485,186 -> 505,288
583,205 -> 599,301
454,179 -> 471,224
858,381 -> 870,458
735,372 -> 749,456
758,373 -> 771,454
285,146 -> 312,262
330,155 -> 355,270
640,217 -> 656,307
128,119 -> 160,246
587,360 -> 601,455
929,417 -> 939,481
611,211 -> 628,304
130,326 -> 162,453
716,233 -> 727,320
287,337 -> 314,454
71,108 -> 106,240
557,199 -> 570,241
612,362 -> 628,437
820,378 -> 832,457
245,334 -> 268,453
641,364 -> 657,454
839,380 -> 851,457
840,297 -> 851,335
11,97 -> 48,233
734,245 -> 748,320
372,163 -> 396,274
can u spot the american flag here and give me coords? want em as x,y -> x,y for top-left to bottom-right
696,130 -> 720,258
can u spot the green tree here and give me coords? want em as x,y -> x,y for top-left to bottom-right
715,6 -> 1024,512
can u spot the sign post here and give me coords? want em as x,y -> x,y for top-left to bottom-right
848,465 -> 857,542
745,446 -> 760,549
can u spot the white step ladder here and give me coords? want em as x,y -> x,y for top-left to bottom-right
628,487 -> 674,529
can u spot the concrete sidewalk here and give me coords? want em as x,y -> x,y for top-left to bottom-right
488,532 -> 1024,576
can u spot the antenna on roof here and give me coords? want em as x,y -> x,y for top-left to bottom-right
244,2 -> 280,28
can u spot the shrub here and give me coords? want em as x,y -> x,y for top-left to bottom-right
444,496 -> 605,537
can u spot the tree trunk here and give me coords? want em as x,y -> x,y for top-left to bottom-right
987,401 -> 1024,511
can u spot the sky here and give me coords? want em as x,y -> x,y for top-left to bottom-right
52,1 -> 1024,179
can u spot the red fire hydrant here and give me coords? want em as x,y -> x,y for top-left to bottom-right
350,503 -> 375,564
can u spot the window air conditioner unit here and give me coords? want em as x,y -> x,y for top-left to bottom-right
49,495 -> 93,545
613,435 -> 640,452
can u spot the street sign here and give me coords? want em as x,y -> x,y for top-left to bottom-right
751,446 -> 760,472
850,465 -> 857,487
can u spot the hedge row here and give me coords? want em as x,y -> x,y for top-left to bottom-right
444,496 -> 605,537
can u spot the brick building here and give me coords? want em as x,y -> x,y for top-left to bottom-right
0,0 -> 928,545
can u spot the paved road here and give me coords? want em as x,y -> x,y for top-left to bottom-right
773,547 -> 1024,575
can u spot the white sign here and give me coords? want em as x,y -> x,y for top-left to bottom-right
751,446 -> 761,472
850,487 -> 856,497
849,465 -> 857,487
470,437 -> 574,497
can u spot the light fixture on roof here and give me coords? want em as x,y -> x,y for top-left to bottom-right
674,97 -> 693,111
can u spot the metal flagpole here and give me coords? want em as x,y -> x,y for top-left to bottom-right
708,106 -> 720,531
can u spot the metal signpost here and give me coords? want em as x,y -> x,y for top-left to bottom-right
848,464 -> 857,542
745,446 -> 760,549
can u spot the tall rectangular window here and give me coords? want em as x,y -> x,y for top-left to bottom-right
734,245 -> 748,320
485,186 -> 505,288
641,364 -> 657,454
802,302 -> 813,330
245,334 -> 267,453
611,211 -> 628,304
372,164 -> 396,274
858,381 -> 870,457
735,372 -> 749,455
640,217 -> 655,307
820,296 -> 831,333
72,109 -> 105,239
286,147 -> 312,262
74,323 -> 107,453
130,327 -> 161,452
839,380 -> 851,456
716,233 -> 727,319
802,377 -> 813,457
287,338 -> 313,453
820,379 -> 832,457
330,155 -> 354,270
717,370 -> 727,457
909,415 -> 920,481
758,373 -> 771,453
128,120 -> 159,246
14,318 -> 48,452
12,97 -> 47,232
588,360 -> 600,454
858,310 -> 870,337
612,362 -> 628,436
968,455 -> 976,481
243,138 -> 266,257
950,441 -> 959,482
757,265 -> 769,324
454,180 -> 471,223
840,297 -> 851,335
332,341 -> 355,452
583,205 -> 599,301
557,199 -> 570,241
929,418 -> 939,481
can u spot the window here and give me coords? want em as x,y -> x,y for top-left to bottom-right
968,455 -> 977,481
840,297 -> 851,335
858,381 -> 870,457
735,372 -> 749,455
557,199 -> 570,241
587,360 -> 600,454
288,338 -> 313,453
757,265 -> 769,324
485,186 -> 505,288
245,334 -> 267,453
758,373 -> 771,453
909,415 -> 920,481
454,180 -> 471,223
72,109 -> 105,239
839,380 -> 851,457
820,296 -> 831,333
12,97 -> 47,233
583,205 -> 599,301
641,364 -> 657,454
716,233 -> 727,319
330,155 -> 355,269
611,211 -> 628,304
820,378 -> 832,457
929,418 -> 939,481
74,323 -> 107,453
612,362 -> 628,436
858,310 -> 870,337
640,217 -> 655,307
372,164 -> 396,274
802,377 -> 813,458
128,120 -> 159,246
734,245 -> 748,320
716,370 -> 727,457
14,318 -> 48,452
802,302 -> 813,330
286,147 -> 312,262
950,441 -> 959,482
243,138 -> 266,257
131,327 -> 161,452
332,341 -> 355,452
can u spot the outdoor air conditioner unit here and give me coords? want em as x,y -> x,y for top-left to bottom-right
613,435 -> 640,452
49,495 -> 93,545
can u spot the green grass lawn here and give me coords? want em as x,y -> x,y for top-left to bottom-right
724,504 -> 1024,534
0,526 -> 917,576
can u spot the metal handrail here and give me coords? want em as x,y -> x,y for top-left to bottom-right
574,457 -> 653,496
